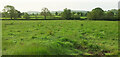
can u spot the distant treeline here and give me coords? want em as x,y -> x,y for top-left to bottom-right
1,5 -> 120,20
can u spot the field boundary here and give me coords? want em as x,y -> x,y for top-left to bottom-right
0,19 -> 119,21
1,55 -> 119,57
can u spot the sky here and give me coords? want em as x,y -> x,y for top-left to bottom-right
0,0 -> 119,12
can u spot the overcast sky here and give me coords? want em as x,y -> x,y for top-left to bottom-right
0,0 -> 119,12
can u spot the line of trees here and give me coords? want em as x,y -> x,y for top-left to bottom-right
1,5 -> 120,20
61,8 -> 119,20
87,7 -> 119,20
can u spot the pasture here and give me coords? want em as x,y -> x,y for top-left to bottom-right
2,20 -> 118,55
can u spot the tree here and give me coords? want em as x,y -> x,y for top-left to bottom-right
55,12 -> 58,16
23,13 -> 30,19
3,5 -> 19,19
13,10 -> 19,19
105,11 -> 114,19
2,11 -> 9,18
87,12 -> 93,20
71,12 -> 80,20
81,12 -> 84,16
87,7 -> 104,20
77,12 -> 81,16
72,12 -> 76,15
0,12 -> 1,17
84,12 -> 88,16
40,8 -> 51,19
118,9 -> 120,20
16,10 -> 21,18
109,9 -> 118,16
32,13 -> 35,16
61,8 -> 71,20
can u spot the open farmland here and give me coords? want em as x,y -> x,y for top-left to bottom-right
2,20 -> 118,55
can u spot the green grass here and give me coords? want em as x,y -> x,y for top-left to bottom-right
81,16 -> 87,19
2,20 -> 118,55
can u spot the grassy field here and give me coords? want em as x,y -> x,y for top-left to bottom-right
2,20 -> 118,55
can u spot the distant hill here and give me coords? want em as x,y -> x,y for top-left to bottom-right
27,11 -> 40,14
51,10 -> 88,13
51,11 -> 63,13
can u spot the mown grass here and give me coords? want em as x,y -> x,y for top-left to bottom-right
2,20 -> 118,55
